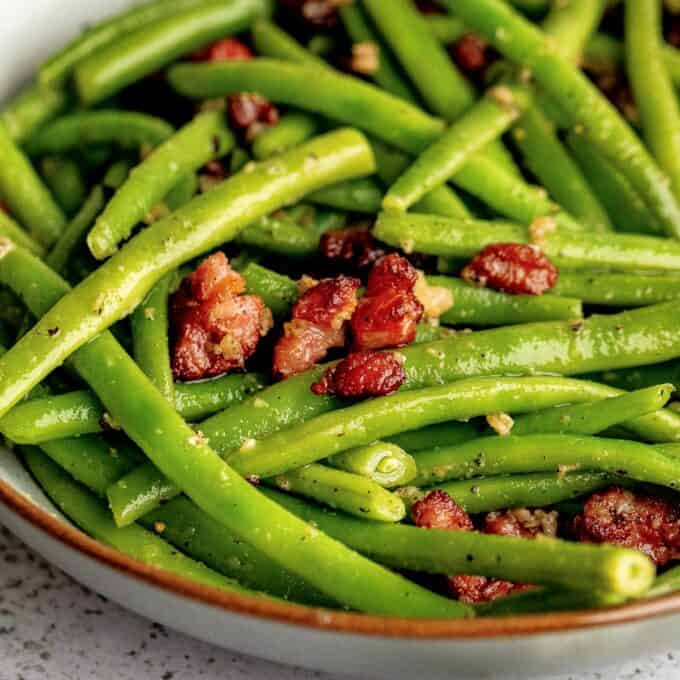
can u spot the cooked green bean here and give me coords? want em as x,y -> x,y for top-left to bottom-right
476,588 -> 621,617
251,112 -> 321,160
265,488 -> 654,598
269,463 -> 406,522
328,442 -> 417,489
0,124 -> 66,247
251,18 -> 326,67
0,209 -> 45,257
387,422 -> 481,453
511,107 -> 612,232
1,82 -> 68,143
308,177 -> 384,214
648,565 -> 680,599
241,262 -> 299,318
554,271 -> 680,307
238,214 -> 321,257
446,0 -> 680,239
384,85 -> 530,213
40,156 -> 87,217
75,0 -> 270,105
411,434 -> 680,489
374,212 -> 680,272
26,111 -> 174,157
131,274 -> 175,402
422,15 -> 466,44
429,275 -> 583,326
23,447 -> 253,595
586,361 -> 680,396
541,0 -> 606,63
510,385 -> 674,437
0,129 -> 374,418
432,471 -> 619,516
88,111 -> 234,260
338,3 -> 418,103
626,0 -> 680,204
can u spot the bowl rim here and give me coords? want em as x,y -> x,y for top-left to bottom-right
3,475 -> 680,639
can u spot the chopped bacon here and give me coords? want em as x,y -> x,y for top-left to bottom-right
279,0 -> 343,28
171,253 -> 272,381
451,33 -> 493,74
320,226 -> 388,273
192,37 -> 254,63
311,349 -> 406,397
461,243 -> 558,295
227,93 -> 279,142
411,491 -> 545,604
485,508 -> 558,539
273,276 -> 360,379
350,254 -> 424,351
573,486 -> 680,566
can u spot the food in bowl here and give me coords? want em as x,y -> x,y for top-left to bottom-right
0,0 -> 679,619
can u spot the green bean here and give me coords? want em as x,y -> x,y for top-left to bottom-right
112,302 -> 680,523
511,385 -> 674,437
264,488 -> 654,598
586,361 -> 680,396
565,132 -> 664,235
226,377 -> 658,480
40,156 -> 87,217
387,422 -> 481,453
411,434 -> 680,489
308,177 -> 384,214
165,173 -> 199,212
241,262 -> 298,318
75,0 -> 269,105
131,275 -> 175,402
39,0 -> 221,85
251,18 -> 326,67
26,111 -> 174,157
238,214 -> 320,257
169,58 -> 445,155
422,15 -> 466,44
88,112 -> 234,260
476,588 -> 621,617
374,212 -> 680,272
251,112 -> 320,160
434,471 -> 619,516
0,124 -> 66,248
22,447 -> 251,595
511,106 -> 612,232
648,565 -> 680,598
1,237 -> 466,619
446,0 -> 680,239
626,0 -> 680,204
554,271 -> 680,307
541,0 -> 606,63
0,129 -> 374,418
429,275 -> 582,326
0,210 -> 45,257
269,464 -> 406,522
328,442 -> 417,489
338,4 -> 418,102
384,85 -> 530,213
413,323 -> 455,344
1,83 -> 68,143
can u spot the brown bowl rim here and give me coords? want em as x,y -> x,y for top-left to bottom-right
2,476 -> 680,639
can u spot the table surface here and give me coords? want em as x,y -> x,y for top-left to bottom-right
1,525 -> 678,680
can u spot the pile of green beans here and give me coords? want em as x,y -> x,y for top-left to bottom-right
2,0 -> 680,621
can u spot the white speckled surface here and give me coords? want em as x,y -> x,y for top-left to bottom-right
0,525 -> 678,680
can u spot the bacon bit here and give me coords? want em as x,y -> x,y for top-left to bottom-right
451,33 -> 494,75
297,274 -> 319,295
573,486 -> 680,565
486,412 -> 514,436
350,41 -> 380,75
412,490 -> 473,531
171,252 -> 272,381
319,226 -> 387,273
350,254 -> 424,351
227,93 -> 279,142
529,216 -> 557,247
273,276 -> 360,379
279,0 -> 348,28
311,349 -> 406,398
448,575 -> 530,605
486,508 -> 559,539
192,37 -> 254,63
414,273 -> 454,320
461,243 -> 559,295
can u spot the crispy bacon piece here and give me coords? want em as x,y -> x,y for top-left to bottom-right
485,508 -> 559,539
573,486 -> 680,566
350,254 -> 424,350
192,37 -> 254,63
412,491 -> 542,604
273,276 -> 360,379
279,0 -> 342,28
451,33 -> 492,74
311,349 -> 406,397
461,243 -> 558,295
227,93 -> 279,142
320,226 -> 387,273
171,252 -> 272,381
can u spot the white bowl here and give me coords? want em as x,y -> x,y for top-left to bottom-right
2,3 -> 680,677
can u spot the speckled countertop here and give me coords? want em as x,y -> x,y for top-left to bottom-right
0,525 -> 678,680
